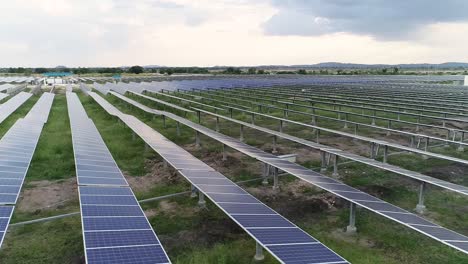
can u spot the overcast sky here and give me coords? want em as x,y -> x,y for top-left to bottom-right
1,0 -> 468,67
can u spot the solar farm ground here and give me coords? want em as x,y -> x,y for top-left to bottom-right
0,87 -> 467,263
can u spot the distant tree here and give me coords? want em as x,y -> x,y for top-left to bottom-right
297,69 -> 307,75
224,67 -> 242,74
128,65 -> 144,74
393,67 -> 399,74
247,68 -> 257,74
35,68 -> 48,74
382,68 -> 388,74
257,69 -> 266,74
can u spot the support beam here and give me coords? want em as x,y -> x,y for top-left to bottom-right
346,202 -> 357,234
320,151 -> 327,173
198,192 -> 206,207
254,242 -> 264,261
191,185 -> 197,198
262,163 -> 269,185
332,155 -> 339,177
415,182 -> 427,214
240,125 -> 244,142
215,117 -> 220,132
279,120 -> 283,133
176,122 -> 180,136
272,135 -> 278,154
273,167 -> 279,190
162,115 -> 166,128
222,144 -> 228,161
195,131 -> 201,148
458,132 -> 465,152
383,145 -> 389,163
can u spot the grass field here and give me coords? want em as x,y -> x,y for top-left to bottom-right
0,88 -> 467,263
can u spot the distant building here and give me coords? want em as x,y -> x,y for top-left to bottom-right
42,72 -> 72,85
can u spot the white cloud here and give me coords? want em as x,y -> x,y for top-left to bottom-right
0,0 -> 467,67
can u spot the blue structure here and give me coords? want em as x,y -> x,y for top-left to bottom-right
43,72 -> 73,77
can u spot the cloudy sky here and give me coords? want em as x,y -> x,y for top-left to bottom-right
1,0 -> 468,67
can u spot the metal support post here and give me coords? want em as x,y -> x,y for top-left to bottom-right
415,182 -> 426,214
222,144 -> 227,161
254,242 -> 264,261
346,202 -> 357,233
383,145 -> 388,163
198,191 -> 206,207
332,155 -> 339,177
279,120 -> 283,133
272,136 -> 278,154
370,143 -> 376,159
240,125 -> 244,142
215,117 -> 220,132
458,132 -> 465,152
273,167 -> 279,190
191,185 -> 197,198
320,151 -> 327,173
176,122 -> 180,136
195,131 -> 200,148
262,163 -> 269,185
162,115 -> 166,128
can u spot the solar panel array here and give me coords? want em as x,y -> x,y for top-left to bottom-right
0,92 -> 32,124
0,92 -> 54,248
0,77 -> 35,83
66,92 -> 171,264
88,91 -> 350,264
106,91 -> 468,255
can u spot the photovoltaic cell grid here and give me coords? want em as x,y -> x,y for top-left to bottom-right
88,91 -> 349,264
0,92 -> 32,124
66,92 -> 171,264
191,107 -> 468,197
0,93 -> 54,249
107,91 -> 468,255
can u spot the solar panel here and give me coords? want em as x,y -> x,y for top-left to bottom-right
107,92 -> 468,255
88,91 -> 349,264
66,92 -> 171,264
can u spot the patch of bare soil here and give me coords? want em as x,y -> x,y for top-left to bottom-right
17,178 -> 77,212
160,213 -> 244,250
126,160 -> 184,193
322,136 -> 371,157
145,200 -> 199,218
425,164 -> 468,183
329,229 -> 376,248
247,181 -> 345,219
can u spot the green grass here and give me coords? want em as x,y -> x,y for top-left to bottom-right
26,95 -> 75,181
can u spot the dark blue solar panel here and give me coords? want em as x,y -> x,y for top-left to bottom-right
80,186 -> 133,196
197,185 -> 246,194
232,215 -> 295,228
0,172 -> 24,179
82,205 -> 144,217
267,243 -> 347,264
189,178 -> 233,185
78,177 -> 128,186
249,228 -> 317,245
414,225 -> 468,241
86,244 -> 169,264
0,206 -> 13,218
380,212 -> 436,226
0,194 -> 18,204
0,160 -> 28,167
0,179 -> 22,186
77,164 -> 121,173
209,193 -> 259,203
81,195 -> 138,206
77,160 -> 116,167
85,230 -> 159,248
78,171 -> 125,179
220,203 -> 276,215
0,166 -> 26,173
83,217 -> 151,231
0,218 -> 9,230
0,186 -> 21,194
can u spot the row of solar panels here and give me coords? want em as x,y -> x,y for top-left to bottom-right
0,77 -> 35,83
88,91 -> 350,264
66,92 -> 172,264
0,93 -> 54,248
105,90 -> 468,255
